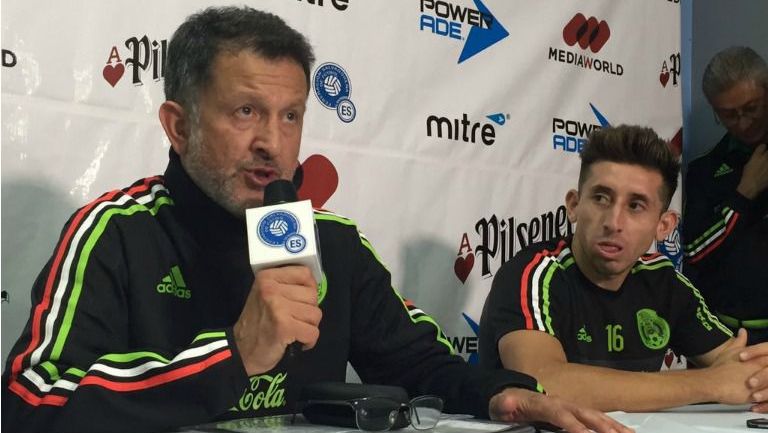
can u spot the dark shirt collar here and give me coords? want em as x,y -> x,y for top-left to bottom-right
163,150 -> 248,250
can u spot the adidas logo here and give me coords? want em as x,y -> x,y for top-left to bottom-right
714,163 -> 733,178
155,265 -> 191,299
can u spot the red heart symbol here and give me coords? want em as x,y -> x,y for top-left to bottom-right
659,71 -> 670,87
663,349 -> 674,368
297,154 -> 338,208
103,63 -> 125,87
454,253 -> 474,284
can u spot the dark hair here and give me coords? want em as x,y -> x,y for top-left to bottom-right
702,46 -> 768,101
578,125 -> 680,209
164,6 -> 315,114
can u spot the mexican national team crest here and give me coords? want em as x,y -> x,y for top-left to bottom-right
312,62 -> 356,123
636,308 -> 670,350
257,210 -> 305,253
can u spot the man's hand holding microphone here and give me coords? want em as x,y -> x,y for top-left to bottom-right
234,180 -> 323,376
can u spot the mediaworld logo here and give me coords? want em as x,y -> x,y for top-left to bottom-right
2,49 -> 17,68
454,206 -> 574,283
551,103 -> 610,153
448,313 -> 479,364
426,112 -> 507,146
659,52 -> 681,88
548,13 -> 624,76
312,62 -> 356,123
296,0 -> 349,11
419,0 -> 509,63
102,36 -> 167,87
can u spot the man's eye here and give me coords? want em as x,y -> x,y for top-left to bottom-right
238,106 -> 253,116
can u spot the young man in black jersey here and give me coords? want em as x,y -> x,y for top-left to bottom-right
480,124 -> 768,412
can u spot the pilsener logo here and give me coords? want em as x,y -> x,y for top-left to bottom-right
102,36 -> 167,87
548,13 -> 624,76
419,0 -> 509,63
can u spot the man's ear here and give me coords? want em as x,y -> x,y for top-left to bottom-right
565,189 -> 579,223
158,101 -> 191,156
655,210 -> 679,241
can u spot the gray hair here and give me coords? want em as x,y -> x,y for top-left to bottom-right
164,6 -> 315,123
702,46 -> 768,101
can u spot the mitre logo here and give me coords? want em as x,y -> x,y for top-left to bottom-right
102,36 -> 167,88
296,0 -> 349,11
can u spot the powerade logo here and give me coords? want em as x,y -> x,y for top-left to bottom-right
312,62 -> 356,123
448,313 -> 479,364
419,0 -> 509,63
257,211 -> 306,254
551,103 -> 610,153
547,13 -> 624,76
426,112 -> 507,146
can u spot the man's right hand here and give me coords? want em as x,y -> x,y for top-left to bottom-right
233,265 -> 322,375
737,143 -> 768,199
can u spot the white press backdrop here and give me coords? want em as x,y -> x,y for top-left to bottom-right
1,0 -> 683,368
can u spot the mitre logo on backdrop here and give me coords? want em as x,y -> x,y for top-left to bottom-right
426,112 -> 508,146
312,62 -> 356,123
548,13 -> 624,76
102,36 -> 167,87
659,52 -> 681,88
453,207 -> 574,284
551,103 -> 610,153
418,0 -> 509,64
295,0 -> 349,11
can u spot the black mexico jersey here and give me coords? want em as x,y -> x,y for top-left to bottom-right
479,238 -> 731,372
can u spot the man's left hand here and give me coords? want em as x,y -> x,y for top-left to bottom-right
738,329 -> 768,413
489,388 -> 633,433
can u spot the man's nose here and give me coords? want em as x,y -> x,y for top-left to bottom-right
603,205 -> 624,232
251,115 -> 281,157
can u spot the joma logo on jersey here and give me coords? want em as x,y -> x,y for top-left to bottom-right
155,266 -> 190,300
102,36 -> 167,87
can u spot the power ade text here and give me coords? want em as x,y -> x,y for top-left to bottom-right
552,118 -> 601,153
548,47 -> 624,76
419,0 -> 493,40
427,113 -> 496,145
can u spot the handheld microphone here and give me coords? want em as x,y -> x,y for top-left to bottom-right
245,179 -> 323,356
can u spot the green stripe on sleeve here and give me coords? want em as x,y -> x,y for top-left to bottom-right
51,197 -> 173,360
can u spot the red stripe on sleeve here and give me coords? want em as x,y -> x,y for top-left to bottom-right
520,253 -> 545,329
79,349 -> 232,392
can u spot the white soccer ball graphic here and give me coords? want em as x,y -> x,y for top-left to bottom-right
268,219 -> 289,237
323,75 -> 342,97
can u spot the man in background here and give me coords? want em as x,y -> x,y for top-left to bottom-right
683,46 -> 768,344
